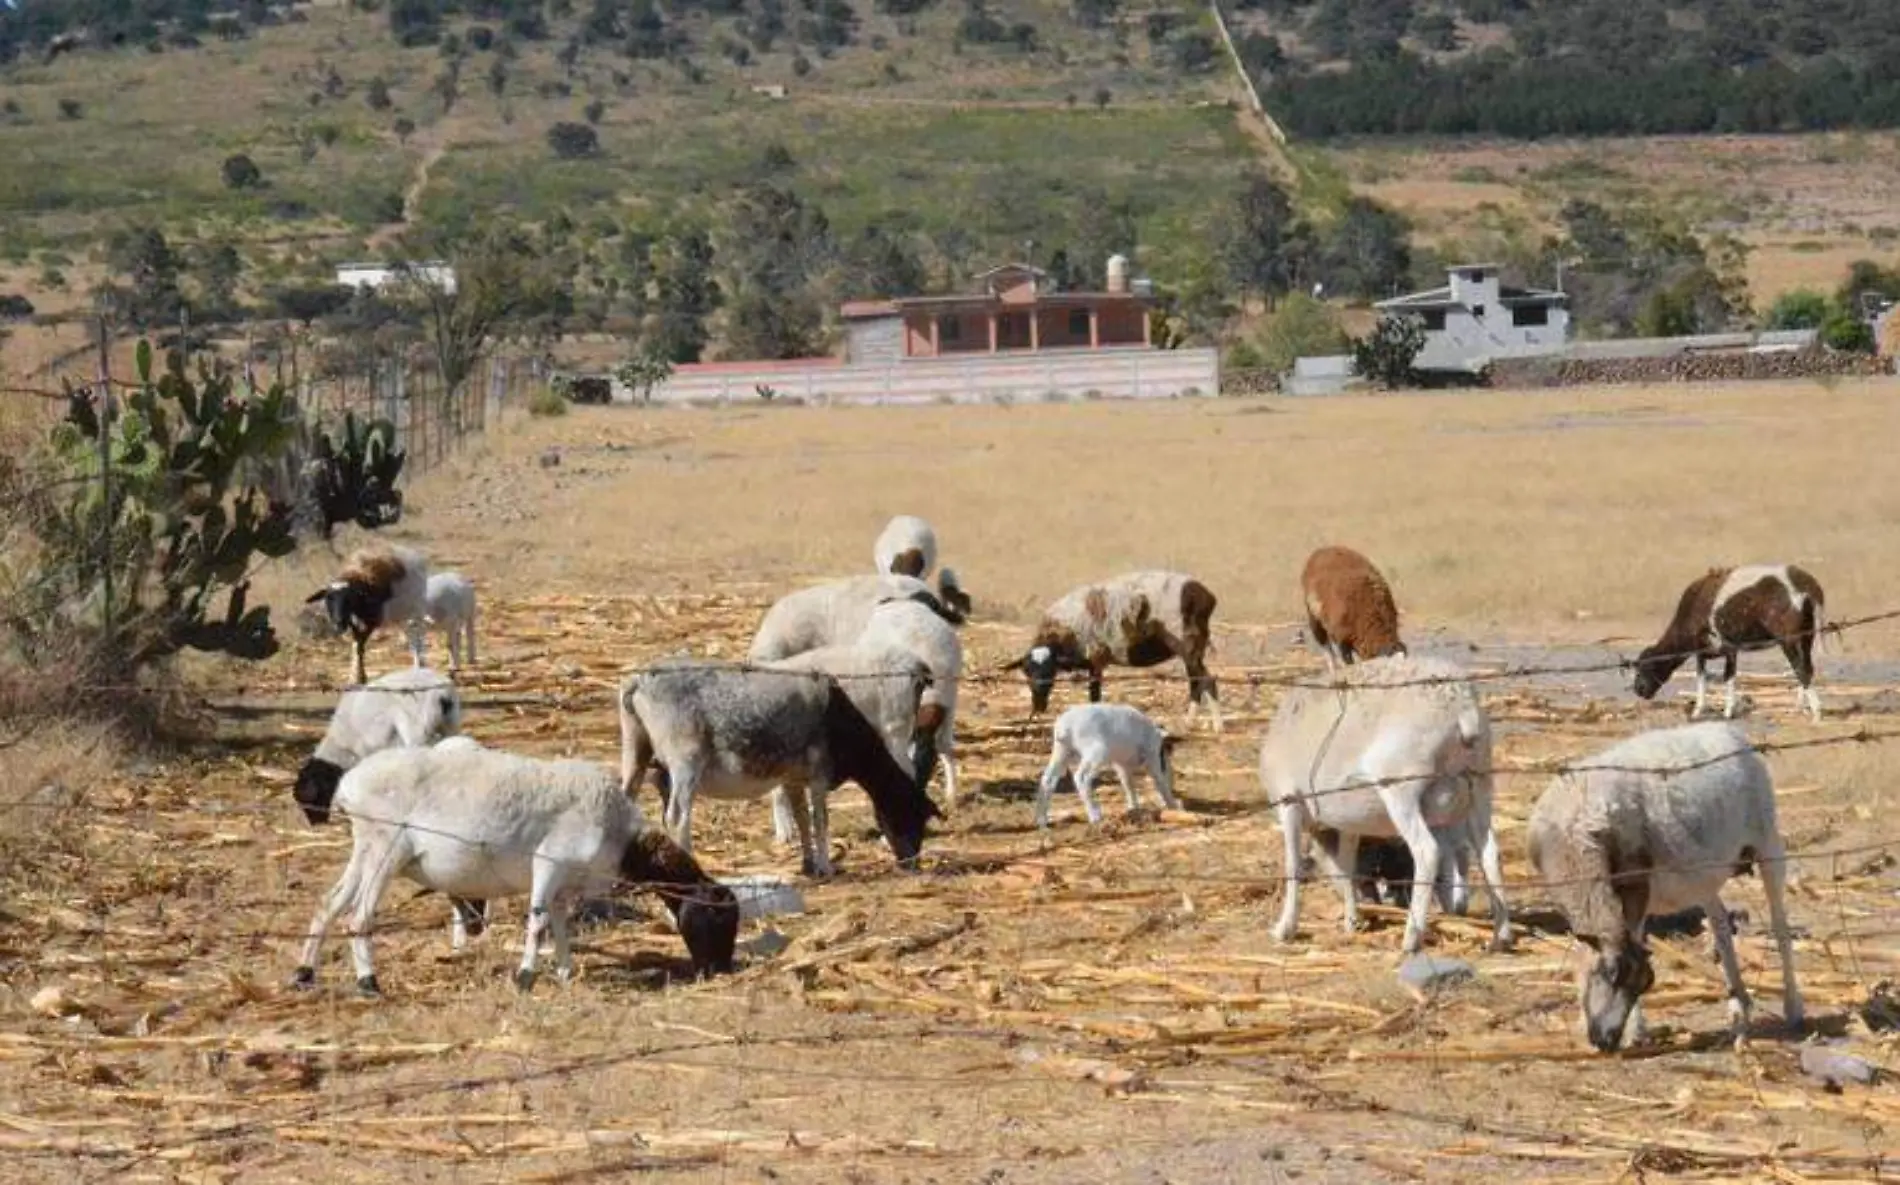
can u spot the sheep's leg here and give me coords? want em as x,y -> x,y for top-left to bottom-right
807,783 -> 837,879
404,618 -> 426,670
446,623 -> 461,672
1329,830 -> 1364,936
1758,835 -> 1805,1030
350,634 -> 369,686
1387,799 -> 1443,955
1034,743 -> 1071,831
1150,753 -> 1182,812
1705,896 -> 1752,1041
344,850 -> 405,998
769,788 -> 800,847
1115,764 -> 1141,814
292,852 -> 366,987
518,908 -> 550,993
938,749 -> 959,810
1087,668 -> 1104,704
1781,637 -> 1820,722
1692,654 -> 1709,718
661,762 -> 702,854
549,904 -> 574,985
1073,760 -> 1107,827
783,784 -> 832,879
1471,816 -> 1513,950
1269,803 -> 1308,943
1721,651 -> 1741,719
465,606 -> 477,666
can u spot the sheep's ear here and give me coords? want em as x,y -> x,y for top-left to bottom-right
304,588 -> 328,604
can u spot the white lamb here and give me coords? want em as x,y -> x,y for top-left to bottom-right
290,742 -> 740,997
1527,720 -> 1803,1052
423,571 -> 478,671
1035,703 -> 1180,829
748,573 -> 966,663
1259,654 -> 1512,954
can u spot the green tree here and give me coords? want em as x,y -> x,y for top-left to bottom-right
1219,174 -> 1300,306
1351,312 -> 1426,389
100,226 -> 185,330
1250,293 -> 1350,375
1819,307 -> 1875,352
648,227 -> 720,363
191,240 -> 244,323
546,120 -> 601,159
1319,197 -> 1412,300
221,152 -> 264,190
1764,289 -> 1830,330
405,221 -> 563,403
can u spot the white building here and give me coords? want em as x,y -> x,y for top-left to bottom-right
1374,263 -> 1569,372
334,260 -> 458,296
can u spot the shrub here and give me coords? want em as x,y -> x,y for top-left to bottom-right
222,153 -> 264,190
57,98 -> 82,120
1764,288 -> 1830,330
1252,294 -> 1350,375
1351,313 -> 1426,389
546,120 -> 601,159
528,383 -> 571,416
1819,308 -> 1875,353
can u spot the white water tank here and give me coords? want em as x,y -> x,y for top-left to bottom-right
1106,253 -> 1129,294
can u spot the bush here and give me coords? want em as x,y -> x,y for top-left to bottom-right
221,153 -> 264,190
546,120 -> 601,159
1251,293 -> 1350,375
1764,288 -> 1830,330
366,77 -> 393,110
57,98 -> 82,120
1351,313 -> 1426,389
1820,308 -> 1875,353
527,384 -> 571,416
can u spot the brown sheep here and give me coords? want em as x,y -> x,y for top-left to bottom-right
1300,545 -> 1406,672
1015,571 -> 1220,730
1631,564 -> 1826,722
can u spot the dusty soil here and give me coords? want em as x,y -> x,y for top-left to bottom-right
4,391 -> 1898,1183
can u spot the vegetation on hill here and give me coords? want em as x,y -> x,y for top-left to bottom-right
1226,0 -> 1900,138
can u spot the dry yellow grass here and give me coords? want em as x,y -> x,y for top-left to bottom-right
5,386 -> 1900,1183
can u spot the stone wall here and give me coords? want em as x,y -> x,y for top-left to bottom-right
1488,347 -> 1893,389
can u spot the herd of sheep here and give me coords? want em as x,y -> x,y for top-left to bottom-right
287,518 -> 1827,1053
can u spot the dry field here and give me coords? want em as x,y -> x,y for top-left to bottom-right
5,383 -> 1900,1183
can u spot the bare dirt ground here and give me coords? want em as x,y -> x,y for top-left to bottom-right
5,385 -> 1900,1183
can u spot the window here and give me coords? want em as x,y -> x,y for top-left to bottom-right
1420,308 -> 1447,332
1068,309 -> 1091,338
939,315 -> 961,342
1512,304 -> 1550,327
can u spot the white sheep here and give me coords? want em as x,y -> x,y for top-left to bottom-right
873,514 -> 938,579
859,596 -> 963,805
290,742 -> 740,996
1035,702 -> 1180,829
760,639 -> 939,848
1526,720 -> 1803,1052
619,660 -> 942,878
305,544 -> 431,685
749,573 -> 968,664
1259,654 -> 1511,954
289,667 -> 487,950
423,571 -> 479,671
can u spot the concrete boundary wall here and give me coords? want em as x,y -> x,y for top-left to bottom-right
621,348 -> 1221,406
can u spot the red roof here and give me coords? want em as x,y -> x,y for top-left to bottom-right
839,300 -> 900,319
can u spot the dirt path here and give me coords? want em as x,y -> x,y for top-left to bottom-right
364,127 -> 451,255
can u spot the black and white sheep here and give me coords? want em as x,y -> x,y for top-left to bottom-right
423,571 -> 479,671
291,742 -> 739,996
1631,564 -> 1827,722
305,544 -> 431,686
1259,654 -> 1512,954
872,515 -> 972,619
1301,545 -> 1406,672
747,574 -> 965,664
618,660 -> 942,877
1526,720 -> 1803,1052
1015,570 -> 1221,730
1034,702 -> 1180,829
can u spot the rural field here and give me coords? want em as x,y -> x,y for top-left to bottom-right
5,382 -> 1900,1182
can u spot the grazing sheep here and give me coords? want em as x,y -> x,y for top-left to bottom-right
1526,720 -> 1803,1052
619,660 -> 942,877
1016,571 -> 1221,730
1035,703 -> 1180,829
1314,829 -> 1469,913
1631,564 -> 1827,722
748,574 -> 964,664
423,571 -> 479,671
305,544 -> 431,685
1301,545 -> 1406,671
760,639 -> 939,845
859,596 -> 963,807
289,674 -> 495,953
290,743 -> 740,996
1259,654 -> 1511,953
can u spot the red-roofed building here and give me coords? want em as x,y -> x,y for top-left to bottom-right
840,261 -> 1155,364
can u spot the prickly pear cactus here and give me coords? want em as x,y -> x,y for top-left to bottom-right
306,409 -> 406,536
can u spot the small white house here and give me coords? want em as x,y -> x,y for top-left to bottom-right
1375,264 -> 1569,372
334,260 -> 458,296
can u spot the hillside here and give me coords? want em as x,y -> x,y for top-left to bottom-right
1229,0 -> 1900,138
0,0 -> 1264,322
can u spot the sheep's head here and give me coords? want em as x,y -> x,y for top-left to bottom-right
937,569 -> 973,621
674,882 -> 740,979
1021,644 -> 1060,714
292,757 -> 345,825
1630,646 -> 1684,701
1574,933 -> 1656,1052
305,580 -> 388,641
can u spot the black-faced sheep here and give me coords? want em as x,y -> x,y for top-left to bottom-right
1015,570 -> 1221,730
1300,545 -> 1406,671
1259,654 -> 1511,954
1631,564 -> 1826,722
1526,720 -> 1803,1052
291,742 -> 739,996
1035,702 -> 1180,829
305,544 -> 431,685
619,660 -> 942,878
